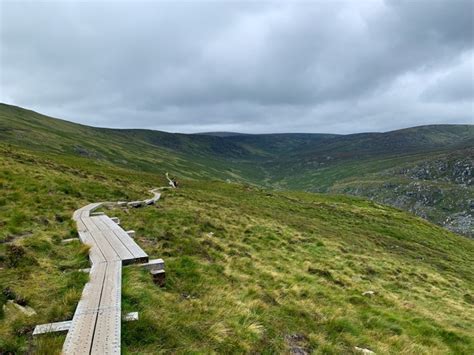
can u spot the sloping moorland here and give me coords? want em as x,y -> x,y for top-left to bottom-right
0,103 -> 473,354
1,103 -> 472,237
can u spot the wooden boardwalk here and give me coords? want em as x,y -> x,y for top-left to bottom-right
62,190 -> 162,354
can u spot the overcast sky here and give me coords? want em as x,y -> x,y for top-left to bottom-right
0,0 -> 473,134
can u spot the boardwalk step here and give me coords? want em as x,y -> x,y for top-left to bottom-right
90,212 -> 105,216
61,238 -> 79,244
141,258 -> 165,271
33,320 -> 72,335
34,312 -> 140,336
123,312 -> 139,321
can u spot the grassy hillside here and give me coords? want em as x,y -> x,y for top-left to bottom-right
0,103 -> 261,182
0,103 -> 472,238
0,145 -> 473,354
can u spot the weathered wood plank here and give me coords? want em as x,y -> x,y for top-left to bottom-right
61,238 -> 79,244
140,258 -> 165,271
89,217 -> 135,262
98,216 -> 148,262
103,229 -> 136,263
91,261 -> 122,354
90,212 -> 105,216
81,218 -> 121,262
63,263 -> 106,354
123,312 -> 139,322
33,320 -> 72,335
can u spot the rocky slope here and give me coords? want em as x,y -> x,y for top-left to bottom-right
331,148 -> 473,237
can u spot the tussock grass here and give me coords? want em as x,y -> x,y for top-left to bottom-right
115,181 -> 474,354
0,146 -> 473,353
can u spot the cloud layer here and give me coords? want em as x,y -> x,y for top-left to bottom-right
1,0 -> 473,133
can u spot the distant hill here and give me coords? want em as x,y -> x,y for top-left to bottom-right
197,131 -> 251,137
0,103 -> 472,236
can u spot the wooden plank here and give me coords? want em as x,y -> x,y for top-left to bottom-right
76,203 -> 102,220
90,212 -> 105,216
63,263 -> 106,354
91,261 -> 122,354
98,216 -> 148,263
89,215 -> 113,232
123,312 -> 139,322
140,258 -> 165,271
61,238 -> 79,244
110,229 -> 148,263
33,320 -> 72,335
150,191 -> 161,202
76,219 -> 88,233
127,200 -> 144,208
101,228 -> 136,263
89,217 -> 135,262
72,210 -> 82,221
81,218 -> 121,262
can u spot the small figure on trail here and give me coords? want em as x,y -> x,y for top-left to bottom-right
172,178 -> 178,188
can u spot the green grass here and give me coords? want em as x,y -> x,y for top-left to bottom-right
112,181 -> 473,354
0,105 -> 473,353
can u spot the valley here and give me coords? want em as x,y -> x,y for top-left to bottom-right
1,103 -> 472,237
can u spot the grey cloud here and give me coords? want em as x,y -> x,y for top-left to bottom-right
421,52 -> 474,102
0,0 -> 473,133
